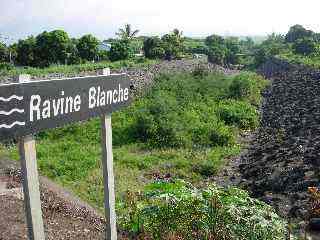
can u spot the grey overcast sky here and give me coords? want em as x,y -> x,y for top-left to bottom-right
1,0 -> 320,43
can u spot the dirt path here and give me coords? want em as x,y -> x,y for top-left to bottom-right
0,156 -> 108,240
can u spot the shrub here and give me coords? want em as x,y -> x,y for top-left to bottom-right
119,180 -> 287,240
228,72 -> 268,105
192,64 -> 209,78
0,62 -> 14,71
217,100 -> 259,129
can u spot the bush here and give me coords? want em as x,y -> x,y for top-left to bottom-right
109,40 -> 133,61
228,72 -> 268,105
217,100 -> 259,129
128,72 -> 266,149
0,62 -> 14,71
119,180 -> 287,240
192,64 -> 209,78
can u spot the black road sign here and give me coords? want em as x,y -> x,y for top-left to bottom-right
0,74 -> 130,141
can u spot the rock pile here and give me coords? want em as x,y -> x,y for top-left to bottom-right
240,58 -> 320,221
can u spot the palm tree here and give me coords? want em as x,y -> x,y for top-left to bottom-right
116,24 -> 139,40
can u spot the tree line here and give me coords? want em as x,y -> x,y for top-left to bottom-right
0,24 -> 319,68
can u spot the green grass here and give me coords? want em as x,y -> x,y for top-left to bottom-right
0,58 -> 158,78
5,71 -> 267,212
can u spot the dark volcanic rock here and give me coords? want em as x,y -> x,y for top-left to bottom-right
241,58 -> 320,218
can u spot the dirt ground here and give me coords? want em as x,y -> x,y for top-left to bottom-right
0,156 -> 108,240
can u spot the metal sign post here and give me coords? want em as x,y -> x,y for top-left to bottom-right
0,70 -> 130,240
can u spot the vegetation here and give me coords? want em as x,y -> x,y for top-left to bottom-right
116,24 -> 140,41
119,180 -> 287,239
109,40 -> 134,61
0,58 -> 158,78
142,29 -> 185,60
3,70 -> 273,238
205,35 -> 242,66
77,34 -> 100,62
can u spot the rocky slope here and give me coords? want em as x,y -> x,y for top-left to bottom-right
240,58 -> 320,224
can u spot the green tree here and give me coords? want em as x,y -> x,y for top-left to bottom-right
35,30 -> 71,66
109,40 -> 133,61
143,36 -> 165,59
252,33 -> 287,67
116,24 -> 139,40
205,35 -> 227,65
161,29 -> 184,60
76,34 -> 99,61
207,46 -> 226,65
224,37 -> 240,65
293,38 -> 316,55
66,38 -> 81,64
205,34 -> 224,47
0,42 -> 8,62
285,24 -> 313,43
16,36 -> 36,66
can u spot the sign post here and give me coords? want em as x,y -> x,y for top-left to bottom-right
18,74 -> 45,240
100,69 -> 118,240
0,71 -> 130,239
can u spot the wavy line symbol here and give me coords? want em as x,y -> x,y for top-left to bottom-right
0,121 -> 25,129
0,109 -> 25,115
0,95 -> 23,102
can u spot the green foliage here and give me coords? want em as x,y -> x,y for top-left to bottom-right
6,71 -> 267,238
205,35 -> 241,66
143,37 -> 165,59
0,62 -> 14,71
228,72 -> 268,105
109,40 -> 133,61
207,46 -> 226,65
217,100 -> 258,129
16,36 -> 36,66
0,42 -> 8,62
77,34 -> 100,61
0,58 -> 158,78
192,64 -> 209,78
285,24 -> 314,43
184,37 -> 207,54
225,37 -> 241,65
293,37 -> 317,56
116,24 -> 139,40
35,30 -> 71,67
252,33 -> 287,67
161,29 -> 184,60
119,180 -> 287,240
